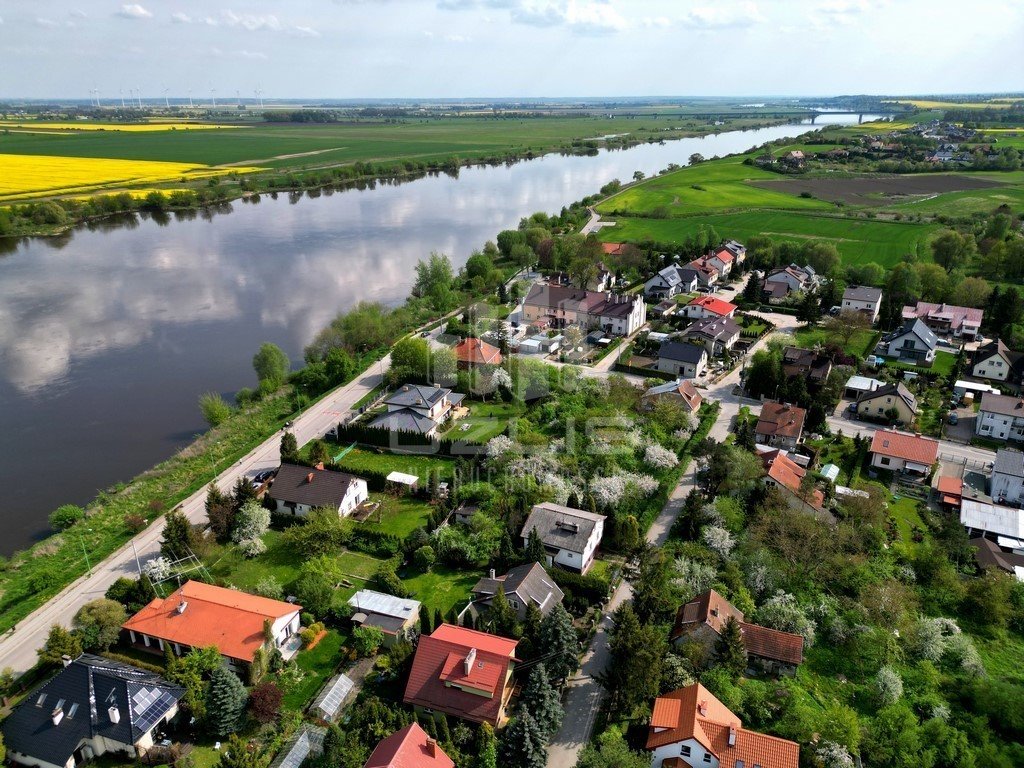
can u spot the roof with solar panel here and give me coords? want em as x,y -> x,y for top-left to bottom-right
1,654 -> 183,768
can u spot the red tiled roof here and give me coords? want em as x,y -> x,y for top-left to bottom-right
937,476 -> 963,496
363,724 -> 454,768
672,589 -> 744,638
713,247 -> 735,264
122,581 -> 299,663
755,402 -> 806,440
647,684 -> 799,768
687,295 -> 737,317
761,451 -> 824,511
738,622 -> 804,666
869,429 -> 939,466
601,242 -> 626,256
453,337 -> 502,365
403,624 -> 518,726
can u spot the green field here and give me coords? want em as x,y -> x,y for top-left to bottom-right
401,566 -> 479,615
602,211 -> 940,266
333,447 -> 455,483
360,495 -> 434,538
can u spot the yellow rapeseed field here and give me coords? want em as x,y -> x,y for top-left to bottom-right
0,121 -> 241,132
0,154 -> 263,201
882,99 -> 1016,110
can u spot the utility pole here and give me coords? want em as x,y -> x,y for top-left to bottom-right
77,530 -> 93,577
131,539 -> 143,575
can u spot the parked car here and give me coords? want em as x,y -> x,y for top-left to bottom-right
696,286 -> 714,294
420,330 -> 431,337
947,412 -> 959,425
828,305 -> 841,316
250,469 -> 276,489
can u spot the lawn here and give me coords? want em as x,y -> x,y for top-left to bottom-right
333,447 -> 455,483
793,326 -> 880,358
359,495 -> 433,539
601,210 -> 939,267
442,400 -> 524,443
888,496 -> 927,552
883,350 -> 956,376
400,565 -> 479,616
282,629 -> 348,711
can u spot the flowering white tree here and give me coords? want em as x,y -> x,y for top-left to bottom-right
644,444 -> 679,470
233,501 -> 271,544
673,556 -> 718,600
815,742 -> 855,768
702,525 -> 735,558
590,475 -> 626,507
944,632 -> 985,676
486,434 -> 516,460
756,591 -> 816,646
874,665 -> 903,706
143,556 -> 172,581
490,367 -> 512,393
238,537 -> 267,558
909,616 -> 962,662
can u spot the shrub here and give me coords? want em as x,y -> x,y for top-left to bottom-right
124,513 -> 147,533
198,392 -> 231,427
299,628 -> 316,647
253,576 -> 284,600
353,626 -> 385,657
49,504 -> 85,530
874,665 -> 903,706
413,545 -> 437,571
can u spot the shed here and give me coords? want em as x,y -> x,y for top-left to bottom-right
844,375 -> 883,400
953,379 -> 998,400
310,675 -> 355,722
386,471 -> 419,491
269,726 -> 325,768
819,464 -> 840,483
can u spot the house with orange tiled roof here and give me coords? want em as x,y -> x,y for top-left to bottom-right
671,590 -> 804,677
122,581 -> 301,671
363,723 -> 454,768
759,449 -> 828,517
869,428 -> 939,475
755,402 -> 806,451
647,683 -> 799,768
453,337 -> 502,368
403,624 -> 518,727
936,475 -> 963,510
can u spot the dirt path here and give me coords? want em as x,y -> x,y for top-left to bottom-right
218,147 -> 348,167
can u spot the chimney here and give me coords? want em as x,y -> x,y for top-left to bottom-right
108,705 -> 121,724
51,707 -> 64,726
728,724 -> 737,746
464,648 -> 477,676
315,462 -> 324,471
306,472 -> 315,483
61,654 -> 73,667
489,568 -> 496,579
176,600 -> 188,614
697,700 -> 708,717
425,738 -> 437,758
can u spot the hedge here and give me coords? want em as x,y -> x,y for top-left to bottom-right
348,528 -> 403,558
551,568 -> 611,606
612,363 -> 676,381
333,422 -> 485,457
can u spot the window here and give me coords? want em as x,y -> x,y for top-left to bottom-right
880,457 -> 891,466
680,746 -> 691,757
703,755 -> 712,764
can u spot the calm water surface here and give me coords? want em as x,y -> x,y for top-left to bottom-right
0,115 -> 870,552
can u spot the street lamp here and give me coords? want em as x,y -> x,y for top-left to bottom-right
77,528 -> 94,577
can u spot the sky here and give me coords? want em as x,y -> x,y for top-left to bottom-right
1,0 -> 1022,99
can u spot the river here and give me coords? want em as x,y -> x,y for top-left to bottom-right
0,114 -> 873,553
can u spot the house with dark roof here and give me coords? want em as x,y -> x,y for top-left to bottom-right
971,339 -> 1024,386
992,448 -> 1024,506
403,624 -> 518,727
884,318 -> 938,366
969,536 -> 1024,578
520,502 -> 606,574
657,341 -> 709,378
2,654 -> 183,768
841,285 -> 883,323
854,381 -> 918,425
521,283 -> 647,337
902,301 -> 983,339
671,590 -> 804,676
681,316 -> 741,357
122,581 -> 301,670
722,240 -> 746,263
364,723 -> 454,768
453,337 -> 503,368
469,562 -> 564,622
781,346 -> 832,384
642,379 -> 704,413
368,384 -> 466,437
646,683 -> 799,768
869,428 -> 939,474
759,449 -> 827,516
755,402 -> 806,451
347,590 -> 421,647
761,264 -> 817,303
976,392 -> 1024,443
645,264 -> 699,300
268,463 -> 368,517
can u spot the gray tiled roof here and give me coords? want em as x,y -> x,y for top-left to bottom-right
994,448 -> 1024,478
521,503 -> 605,554
856,381 -> 917,412
385,384 -> 450,409
368,408 -> 438,434
658,341 -> 707,364
472,562 -> 564,616
979,391 -> 1024,418
843,285 -> 883,303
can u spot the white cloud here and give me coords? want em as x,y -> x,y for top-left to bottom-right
194,10 -> 317,36
171,12 -> 192,24
293,25 -> 320,37
683,2 -> 765,29
117,4 -> 153,19
35,17 -> 59,28
70,10 -> 88,19
816,0 -> 871,25
210,46 -> 269,60
445,33 -> 472,42
440,0 -> 629,34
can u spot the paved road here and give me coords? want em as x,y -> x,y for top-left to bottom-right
0,354 -> 392,676
579,207 -> 614,236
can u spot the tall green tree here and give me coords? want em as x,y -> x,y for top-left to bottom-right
716,615 -> 748,677
205,665 -> 248,737
602,603 -> 665,715
73,599 -> 126,651
537,604 -> 578,683
632,548 -> 675,624
37,625 -> 83,667
525,527 -> 547,564
252,342 -> 290,387
280,431 -> 299,463
519,663 -> 563,738
487,585 -> 521,639
217,735 -> 266,768
931,229 -> 976,272
160,509 -> 195,557
498,711 -> 547,768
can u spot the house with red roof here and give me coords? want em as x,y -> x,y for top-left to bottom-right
122,581 -> 301,670
682,295 -> 738,321
403,624 -> 518,727
452,337 -> 503,368
755,402 -> 806,451
869,428 -> 939,474
647,683 -> 799,768
363,723 -> 454,768
936,475 -> 963,510
671,590 -> 804,677
759,449 -> 828,517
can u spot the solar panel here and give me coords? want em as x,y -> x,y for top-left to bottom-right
128,683 -> 178,734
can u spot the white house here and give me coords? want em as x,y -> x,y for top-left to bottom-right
869,429 -> 939,474
644,264 -> 699,300
992,449 -> 1024,506
656,341 -> 709,378
681,295 -> 737,321
520,502 -> 606,574
884,318 -> 938,366
267,463 -> 369,517
841,285 -> 883,323
2,655 -> 184,768
972,339 -> 1024,385
976,392 -> 1024,442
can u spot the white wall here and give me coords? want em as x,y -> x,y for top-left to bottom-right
973,354 -> 1011,382
649,738 -> 718,768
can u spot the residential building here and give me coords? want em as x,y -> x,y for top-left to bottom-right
759,449 -> 827,516
869,428 -> 939,474
2,655 -> 183,768
884,318 -> 938,366
267,463 -> 368,518
976,392 -> 1024,443
721,240 -> 746,263
781,346 -> 832,384
682,295 -> 737,321
841,285 -> 883,323
755,402 -> 806,450
688,260 -> 720,289
646,683 -> 799,768
347,590 -> 421,647
364,723 -> 454,768
652,299 -> 678,318
403,624 -> 518,727
902,301 -> 983,339
936,475 -> 963,510
642,379 -> 704,413
843,375 -> 883,400
670,590 -> 804,676
761,264 -> 817,302
969,536 -> 1024,578
854,381 -> 918,425
122,581 -> 301,670
689,252 -> 731,281
369,384 -> 466,437
961,498 -> 1024,541
521,283 -> 647,337
453,337 -> 502,368
644,264 -> 699,300
656,341 -> 709,379
520,502 -> 606,574
971,339 -> 1024,385
469,562 -> 564,622
681,316 -> 741,356
992,449 -> 1024,506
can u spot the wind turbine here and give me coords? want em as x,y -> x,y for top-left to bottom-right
188,89 -> 193,108
136,88 -> 142,108
236,89 -> 241,107
255,86 -> 264,108
210,88 -> 217,108
163,88 -> 170,108
120,88 -> 126,108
